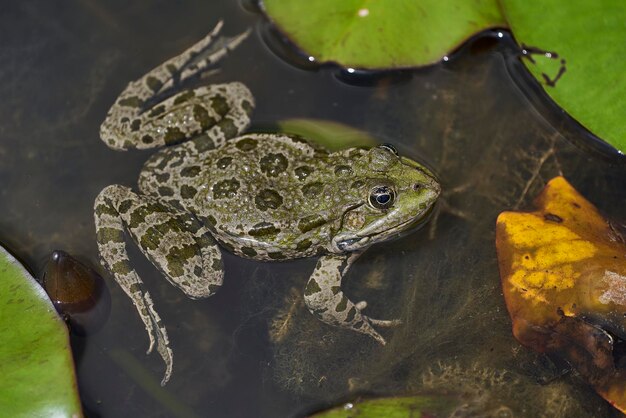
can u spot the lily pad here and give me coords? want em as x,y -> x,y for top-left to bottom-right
276,118 -> 377,151
262,0 -> 505,69
496,176 -> 626,413
0,245 -> 82,417
500,0 -> 626,154
307,394 -> 458,417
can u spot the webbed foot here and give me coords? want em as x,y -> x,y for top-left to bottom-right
304,254 -> 400,344
100,21 -> 254,151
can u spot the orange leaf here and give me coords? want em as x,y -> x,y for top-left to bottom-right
496,176 -> 626,412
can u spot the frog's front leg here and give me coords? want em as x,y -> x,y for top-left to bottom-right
94,185 -> 223,385
101,21 -> 254,151
304,253 -> 401,345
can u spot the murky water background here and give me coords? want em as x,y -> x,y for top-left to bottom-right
1,1 -> 625,417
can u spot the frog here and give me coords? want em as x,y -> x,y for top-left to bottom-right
94,22 -> 441,385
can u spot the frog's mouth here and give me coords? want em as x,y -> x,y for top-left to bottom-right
331,205 -> 435,253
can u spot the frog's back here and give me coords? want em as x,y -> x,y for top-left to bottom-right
140,133 -> 364,260
202,134 -> 366,259
140,133 -> 319,196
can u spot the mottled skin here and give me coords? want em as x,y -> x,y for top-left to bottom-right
94,23 -> 441,385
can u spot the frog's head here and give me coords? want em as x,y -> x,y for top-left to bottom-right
331,144 -> 440,253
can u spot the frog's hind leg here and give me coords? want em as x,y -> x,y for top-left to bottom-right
101,21 -> 254,151
304,253 -> 401,345
94,185 -> 223,385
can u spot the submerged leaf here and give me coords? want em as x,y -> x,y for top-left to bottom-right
500,0 -> 626,153
262,0 -> 505,69
41,250 -> 111,336
276,118 -> 377,151
496,176 -> 626,413
307,394 -> 458,418
0,245 -> 82,417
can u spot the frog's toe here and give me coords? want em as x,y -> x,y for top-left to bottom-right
352,307 -> 400,344
156,334 -> 174,386
354,318 -> 388,345
141,288 -> 174,385
369,318 -> 402,327
178,27 -> 251,84
354,301 -> 401,327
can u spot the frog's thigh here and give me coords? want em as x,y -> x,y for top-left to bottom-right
304,253 -> 394,345
101,185 -> 224,298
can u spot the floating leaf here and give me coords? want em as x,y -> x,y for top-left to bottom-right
496,176 -> 626,413
262,0 -> 505,69
307,394 -> 458,418
500,0 -> 626,153
0,245 -> 82,417
276,118 -> 377,151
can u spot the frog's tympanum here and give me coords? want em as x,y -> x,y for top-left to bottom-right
94,23 -> 440,384
496,176 -> 626,413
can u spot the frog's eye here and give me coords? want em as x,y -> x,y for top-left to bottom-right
368,185 -> 396,210
377,143 -> 399,156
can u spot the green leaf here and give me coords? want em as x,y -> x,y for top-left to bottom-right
307,394 -> 459,418
262,0 -> 506,69
276,118 -> 377,151
500,0 -> 626,153
0,245 -> 82,417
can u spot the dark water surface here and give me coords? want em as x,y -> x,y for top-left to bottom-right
1,1 -> 625,417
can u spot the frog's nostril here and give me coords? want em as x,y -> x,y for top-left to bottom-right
412,183 -> 421,191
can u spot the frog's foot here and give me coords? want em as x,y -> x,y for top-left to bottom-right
303,254 -> 399,345
354,301 -> 402,328
158,21 -> 251,90
94,185 -> 224,385
369,318 -> 402,327
101,21 -> 254,151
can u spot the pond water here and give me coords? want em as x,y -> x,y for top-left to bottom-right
1,1 -> 625,417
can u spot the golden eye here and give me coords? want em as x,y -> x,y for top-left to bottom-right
369,185 -> 395,209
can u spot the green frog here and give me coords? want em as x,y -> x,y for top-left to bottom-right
94,22 -> 440,385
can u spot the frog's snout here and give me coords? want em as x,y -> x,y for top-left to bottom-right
429,180 -> 442,201
416,175 -> 441,204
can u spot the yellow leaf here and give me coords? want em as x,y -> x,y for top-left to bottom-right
496,176 -> 626,413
